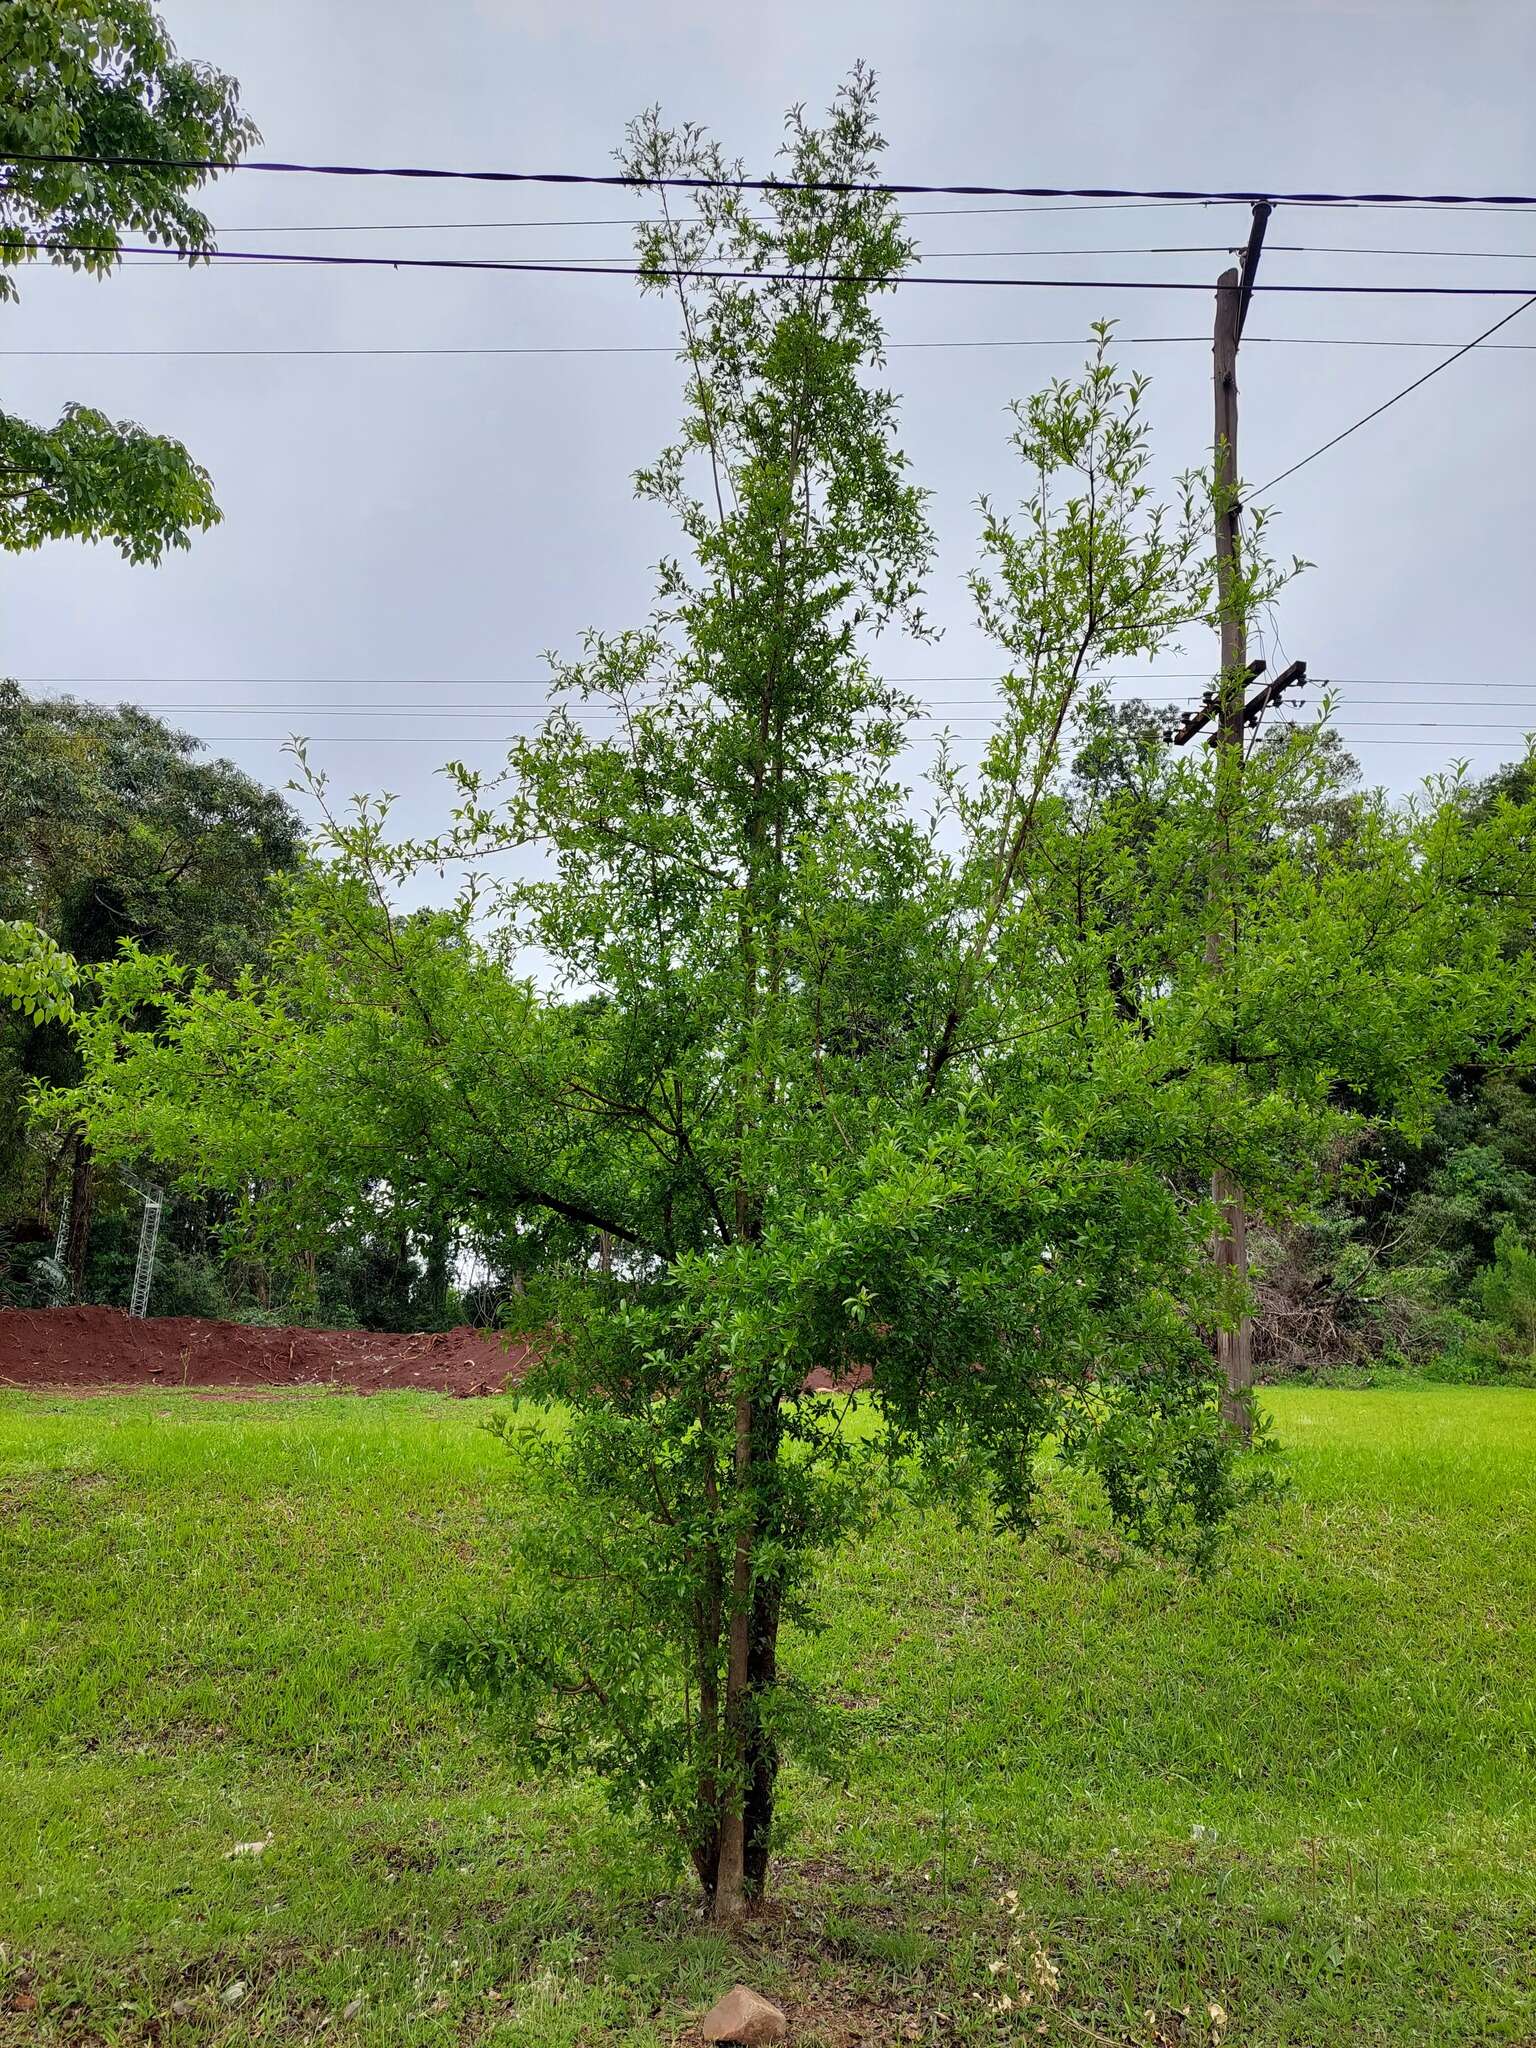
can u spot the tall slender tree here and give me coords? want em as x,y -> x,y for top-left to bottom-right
307,82 -> 1250,1920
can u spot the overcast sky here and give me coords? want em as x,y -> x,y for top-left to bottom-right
4,0 -> 1535,854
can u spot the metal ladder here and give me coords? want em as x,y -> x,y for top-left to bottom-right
49,1180 -> 74,1308
129,1185 -> 164,1319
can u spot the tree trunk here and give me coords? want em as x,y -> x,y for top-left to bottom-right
63,1133 -> 93,1301
1213,1164 -> 1253,1430
692,1415 -> 726,1902
742,1579 -> 782,1898
690,1632 -> 723,1899
711,1391 -> 756,1922
423,1217 -> 452,1327
742,1393 -> 783,1898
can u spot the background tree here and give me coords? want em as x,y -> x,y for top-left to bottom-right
1,686 -> 302,1302
42,863 -> 531,1320
0,2 -> 255,558
1206,752 -> 1536,1380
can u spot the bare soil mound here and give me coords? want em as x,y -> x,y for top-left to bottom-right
0,1306 -> 536,1397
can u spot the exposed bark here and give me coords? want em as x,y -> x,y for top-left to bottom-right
742,1577 -> 782,1898
742,1395 -> 784,1897
1213,1163 -> 1254,1431
711,1389 -> 757,1921
63,1132 -> 93,1300
692,1405 -> 726,1899
423,1216 -> 452,1327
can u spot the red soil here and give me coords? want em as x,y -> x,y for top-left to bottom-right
0,1305 -> 536,1398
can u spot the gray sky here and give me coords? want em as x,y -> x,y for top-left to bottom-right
4,0 -> 1535,852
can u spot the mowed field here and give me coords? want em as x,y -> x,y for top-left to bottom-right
1,1387 -> 1533,2048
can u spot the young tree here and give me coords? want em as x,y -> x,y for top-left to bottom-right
57,77 -> 1536,1920
0,1 -> 255,558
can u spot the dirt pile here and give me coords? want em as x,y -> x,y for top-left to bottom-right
0,1305 -> 536,1397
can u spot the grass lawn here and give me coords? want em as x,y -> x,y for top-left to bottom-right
1,1386 -> 1533,2047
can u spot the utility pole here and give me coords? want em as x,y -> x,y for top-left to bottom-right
1208,202 -> 1269,1439
1167,207 -> 1309,1432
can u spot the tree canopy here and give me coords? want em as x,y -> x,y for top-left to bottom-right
0,1 -> 254,559
0,684 -> 304,973
0,687 -> 303,1303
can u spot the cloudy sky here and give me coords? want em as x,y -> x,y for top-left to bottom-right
4,0 -> 1534,849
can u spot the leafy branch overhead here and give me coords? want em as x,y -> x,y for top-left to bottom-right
0,2 -> 255,560
0,0 -> 255,293
0,400 -> 219,558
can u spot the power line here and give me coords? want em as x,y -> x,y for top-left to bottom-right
12,671 -> 1213,685
14,675 -> 1530,693
79,730 -> 1529,751
15,696 -> 1530,714
199,236 -> 1263,258
8,152 -> 1536,207
194,201 -> 1247,232
6,335 -> 1536,361
1258,292 -> 1536,493
1284,242 -> 1536,262
127,234 -> 1536,265
23,238 -> 1536,297
202,220 -> 1536,262
34,710 -> 1531,731
16,698 -> 1532,732
15,673 -> 1531,689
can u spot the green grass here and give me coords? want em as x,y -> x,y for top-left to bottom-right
1,1387 -> 1533,2047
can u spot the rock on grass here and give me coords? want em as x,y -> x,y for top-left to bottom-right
700,1984 -> 788,2044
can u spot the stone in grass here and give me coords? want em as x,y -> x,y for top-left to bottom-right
700,1984 -> 788,2045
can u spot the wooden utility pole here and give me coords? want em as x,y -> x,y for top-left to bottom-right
1209,202 -> 1270,1437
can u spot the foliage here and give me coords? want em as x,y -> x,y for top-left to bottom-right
0,7 -> 261,1291
0,685 -> 305,971
0,1 -> 256,560
1243,752 -> 1536,1382
1474,1226 -> 1536,1350
0,688 -> 303,1300
0,917 -> 77,1026
0,397 -> 221,560
1428,1224 -> 1536,1382
52,881 -> 521,1289
0,0 -> 254,287
0,919 -> 78,1295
